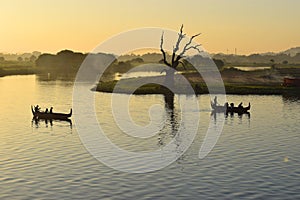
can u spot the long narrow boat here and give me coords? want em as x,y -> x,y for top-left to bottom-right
31,106 -> 72,120
211,102 -> 250,114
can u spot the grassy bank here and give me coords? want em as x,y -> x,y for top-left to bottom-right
0,61 -> 36,77
95,77 -> 300,95
0,67 -> 36,77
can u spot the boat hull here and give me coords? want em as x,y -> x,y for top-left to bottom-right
31,106 -> 72,120
211,102 -> 250,114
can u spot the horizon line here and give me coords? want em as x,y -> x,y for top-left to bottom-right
1,46 -> 299,56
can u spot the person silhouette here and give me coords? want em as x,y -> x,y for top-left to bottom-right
35,105 -> 41,112
45,108 -> 48,113
224,102 -> 229,108
214,96 -> 218,105
50,107 -> 53,113
238,102 -> 243,108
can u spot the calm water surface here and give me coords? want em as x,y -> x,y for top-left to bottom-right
232,66 -> 271,71
0,75 -> 299,199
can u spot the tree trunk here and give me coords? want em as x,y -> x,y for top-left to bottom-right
165,69 -> 175,88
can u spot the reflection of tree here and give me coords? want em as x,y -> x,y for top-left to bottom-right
158,92 -> 188,168
164,90 -> 174,110
164,91 -> 176,133
157,91 -> 178,146
282,94 -> 300,103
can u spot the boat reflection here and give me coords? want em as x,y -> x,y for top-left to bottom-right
32,117 -> 72,128
211,110 -> 250,121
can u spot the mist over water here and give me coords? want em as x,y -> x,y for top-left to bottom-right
0,75 -> 300,199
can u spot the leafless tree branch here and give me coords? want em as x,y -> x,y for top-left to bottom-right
178,33 -> 201,58
172,24 -> 186,64
160,25 -> 202,70
160,31 -> 171,67
179,60 -> 187,70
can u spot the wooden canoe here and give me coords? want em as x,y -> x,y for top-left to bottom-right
211,102 -> 250,114
31,106 -> 72,120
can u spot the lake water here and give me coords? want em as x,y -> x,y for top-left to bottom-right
114,71 -> 183,80
0,75 -> 300,199
233,66 -> 271,71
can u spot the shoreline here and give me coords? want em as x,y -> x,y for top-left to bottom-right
2,71 -> 299,96
96,68 -> 300,95
95,79 -> 300,96
0,68 -> 36,78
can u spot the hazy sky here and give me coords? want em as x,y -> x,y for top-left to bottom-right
1,0 -> 299,55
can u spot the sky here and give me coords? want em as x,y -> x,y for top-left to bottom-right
0,0 -> 299,55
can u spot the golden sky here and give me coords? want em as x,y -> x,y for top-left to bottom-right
1,0 -> 299,55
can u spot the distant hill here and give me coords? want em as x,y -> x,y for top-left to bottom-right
281,47 -> 300,57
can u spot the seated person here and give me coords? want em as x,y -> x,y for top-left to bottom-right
224,102 -> 229,108
238,102 -> 243,108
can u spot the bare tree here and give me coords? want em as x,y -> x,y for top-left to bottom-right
160,25 -> 202,86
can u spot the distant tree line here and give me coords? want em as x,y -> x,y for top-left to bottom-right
0,51 -> 41,61
213,53 -> 300,65
35,50 -> 226,77
36,50 -> 86,73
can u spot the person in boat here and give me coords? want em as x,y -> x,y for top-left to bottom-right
34,105 -> 41,112
230,103 -> 234,108
238,102 -> 243,108
224,102 -> 229,109
45,108 -> 49,113
50,107 -> 53,113
214,96 -> 218,106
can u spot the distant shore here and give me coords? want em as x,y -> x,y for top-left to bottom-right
0,62 -> 36,78
1,64 -> 300,96
0,69 -> 35,77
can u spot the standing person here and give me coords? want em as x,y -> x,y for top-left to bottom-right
35,105 -> 41,112
214,96 -> 218,106
50,107 -> 53,113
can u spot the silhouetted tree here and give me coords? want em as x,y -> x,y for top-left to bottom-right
160,25 -> 201,86
30,55 -> 37,62
131,57 -> 144,63
213,58 -> 225,70
17,57 -> 23,62
270,59 -> 275,69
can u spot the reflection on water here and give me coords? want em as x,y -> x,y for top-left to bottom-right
115,71 -> 164,80
36,73 -> 76,83
211,110 -> 251,121
158,92 -> 179,146
233,66 -> 271,71
282,93 -> 300,103
32,118 -> 72,128
114,71 -> 183,81
1,75 -> 300,199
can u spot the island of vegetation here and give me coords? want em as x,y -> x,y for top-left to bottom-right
1,46 -> 300,95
